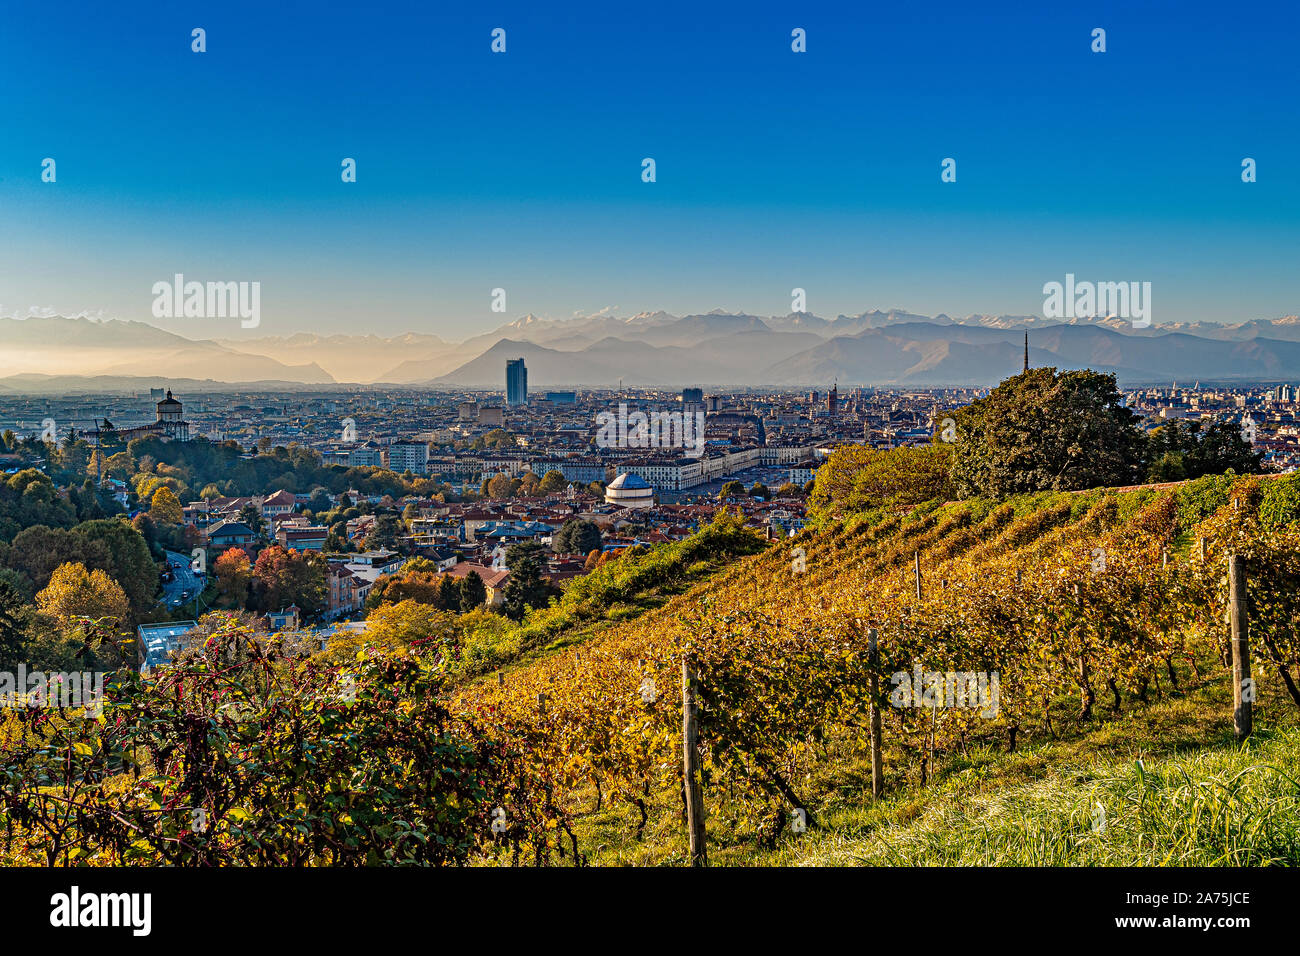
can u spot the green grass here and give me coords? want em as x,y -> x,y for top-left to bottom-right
785,733 -> 1300,866
570,671 -> 1300,866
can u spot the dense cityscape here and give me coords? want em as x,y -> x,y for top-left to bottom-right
0,350 -> 1291,667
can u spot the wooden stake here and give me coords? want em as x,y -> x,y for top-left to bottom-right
682,657 -> 707,865
914,551 -> 922,601
1199,537 -> 1206,563
1228,555 -> 1253,742
1075,582 -> 1093,719
868,628 -> 884,799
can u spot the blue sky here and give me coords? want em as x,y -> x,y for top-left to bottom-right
1,0 -> 1296,339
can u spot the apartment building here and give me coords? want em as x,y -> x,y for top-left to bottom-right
387,439 -> 430,474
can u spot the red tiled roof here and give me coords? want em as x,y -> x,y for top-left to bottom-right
442,562 -> 509,588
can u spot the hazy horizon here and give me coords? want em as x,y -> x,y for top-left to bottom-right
6,307 -> 1300,390
7,306 -> 1300,347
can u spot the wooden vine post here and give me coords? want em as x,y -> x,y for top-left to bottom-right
681,656 -> 707,866
1228,555 -> 1253,742
1075,582 -> 1094,719
913,551 -> 922,601
867,627 -> 884,799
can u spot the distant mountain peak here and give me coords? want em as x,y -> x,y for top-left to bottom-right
10,310 -> 1300,389
623,310 -> 677,323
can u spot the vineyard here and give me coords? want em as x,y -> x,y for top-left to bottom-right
3,472 -> 1300,865
457,471 -> 1300,864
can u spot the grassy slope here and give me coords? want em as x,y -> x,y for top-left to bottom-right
571,663 -> 1300,867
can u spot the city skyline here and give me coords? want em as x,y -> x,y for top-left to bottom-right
2,0 -> 1297,336
4,377 -> 1293,485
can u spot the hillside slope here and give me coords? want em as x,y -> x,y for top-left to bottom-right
460,473 -> 1300,865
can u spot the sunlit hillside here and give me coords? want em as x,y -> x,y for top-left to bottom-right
457,472 -> 1300,865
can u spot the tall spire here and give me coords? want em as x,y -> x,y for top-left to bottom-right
1023,332 -> 1029,373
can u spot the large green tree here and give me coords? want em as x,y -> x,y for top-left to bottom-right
365,514 -> 404,551
438,574 -> 462,612
71,518 -> 158,615
0,526 -> 113,595
0,572 -> 29,669
500,551 -> 550,621
458,570 -> 487,610
0,469 -> 77,543
1145,419 -> 1262,482
537,469 -> 568,496
238,503 -> 266,537
809,443 -> 954,521
551,518 -> 602,555
949,368 -> 1145,498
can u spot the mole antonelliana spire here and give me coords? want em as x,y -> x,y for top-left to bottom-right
1023,332 -> 1029,373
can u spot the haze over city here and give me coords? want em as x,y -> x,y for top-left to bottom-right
6,309 -> 1300,389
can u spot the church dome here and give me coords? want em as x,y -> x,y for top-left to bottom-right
607,472 -> 651,491
605,472 -> 654,509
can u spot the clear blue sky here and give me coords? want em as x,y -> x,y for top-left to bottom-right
1,0 -> 1296,339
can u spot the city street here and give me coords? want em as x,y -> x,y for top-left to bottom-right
162,549 -> 203,612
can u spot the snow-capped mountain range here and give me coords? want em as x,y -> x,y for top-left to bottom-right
3,309 -> 1300,391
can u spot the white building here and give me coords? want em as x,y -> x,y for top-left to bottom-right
604,472 -> 655,509
621,457 -> 704,491
789,459 -> 821,485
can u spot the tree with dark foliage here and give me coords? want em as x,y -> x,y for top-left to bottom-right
950,368 -> 1146,498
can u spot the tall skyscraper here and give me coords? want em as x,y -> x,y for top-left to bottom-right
682,387 -> 703,404
828,383 -> 838,416
506,358 -> 528,406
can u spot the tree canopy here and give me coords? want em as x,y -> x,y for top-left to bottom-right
949,368 -> 1146,498
1144,419 -> 1261,482
552,518 -> 602,555
809,443 -> 953,521
36,562 -> 130,632
501,548 -> 551,621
